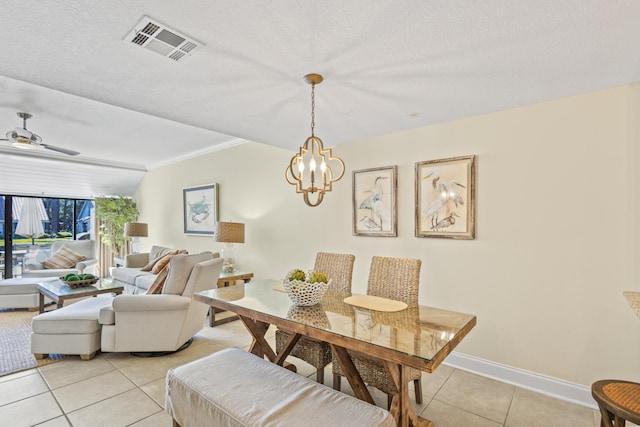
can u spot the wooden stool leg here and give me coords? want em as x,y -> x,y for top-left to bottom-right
597,403 -> 616,427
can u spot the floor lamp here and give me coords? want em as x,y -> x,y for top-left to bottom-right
214,222 -> 245,273
124,222 -> 148,253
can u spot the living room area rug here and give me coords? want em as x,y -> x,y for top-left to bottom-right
0,308 -> 67,377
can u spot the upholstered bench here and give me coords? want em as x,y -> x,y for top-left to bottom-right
165,347 -> 395,427
0,277 -> 57,310
31,295 -> 114,360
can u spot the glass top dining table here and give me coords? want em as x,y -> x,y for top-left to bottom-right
195,280 -> 477,427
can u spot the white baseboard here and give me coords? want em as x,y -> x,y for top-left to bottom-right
443,352 -> 597,409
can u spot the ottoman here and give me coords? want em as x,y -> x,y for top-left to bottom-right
31,295 -> 114,360
0,277 -> 58,310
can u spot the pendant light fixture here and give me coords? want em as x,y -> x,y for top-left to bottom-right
285,74 -> 345,207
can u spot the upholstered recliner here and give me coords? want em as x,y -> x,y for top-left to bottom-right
99,252 -> 222,353
22,240 -> 98,278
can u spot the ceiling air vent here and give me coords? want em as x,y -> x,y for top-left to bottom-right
123,16 -> 203,62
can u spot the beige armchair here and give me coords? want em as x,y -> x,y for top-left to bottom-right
22,240 -> 98,278
99,252 -> 222,353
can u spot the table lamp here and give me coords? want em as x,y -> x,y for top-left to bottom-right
214,221 -> 245,273
124,222 -> 148,253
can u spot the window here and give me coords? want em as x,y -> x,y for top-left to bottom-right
0,195 -> 94,278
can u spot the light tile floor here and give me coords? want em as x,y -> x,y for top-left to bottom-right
0,314 -> 609,427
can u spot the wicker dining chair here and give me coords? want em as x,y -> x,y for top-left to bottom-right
332,256 -> 423,407
275,252 -> 355,383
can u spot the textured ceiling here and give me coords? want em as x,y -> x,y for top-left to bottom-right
1,1 -> 639,197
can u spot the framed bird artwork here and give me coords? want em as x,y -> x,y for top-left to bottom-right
352,165 -> 397,237
415,155 -> 476,239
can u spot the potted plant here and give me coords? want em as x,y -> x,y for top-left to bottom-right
95,197 -> 139,253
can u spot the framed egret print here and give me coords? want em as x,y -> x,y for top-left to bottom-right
415,155 -> 476,239
353,165 -> 397,237
183,183 -> 218,235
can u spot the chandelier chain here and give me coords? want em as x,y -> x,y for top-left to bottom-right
310,82 -> 315,136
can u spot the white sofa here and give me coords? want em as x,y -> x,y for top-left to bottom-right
22,240 -> 98,279
111,245 -> 181,294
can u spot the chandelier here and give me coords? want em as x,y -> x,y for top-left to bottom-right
285,74 -> 345,207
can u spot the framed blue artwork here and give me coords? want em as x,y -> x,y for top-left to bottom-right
183,183 -> 218,235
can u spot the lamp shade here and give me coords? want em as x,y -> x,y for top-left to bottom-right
124,222 -> 148,238
214,222 -> 245,244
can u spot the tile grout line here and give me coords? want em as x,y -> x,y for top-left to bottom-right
33,368 -> 72,426
499,383 -> 517,427
415,368 -> 455,420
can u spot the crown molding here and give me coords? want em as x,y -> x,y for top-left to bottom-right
145,138 -> 247,170
0,145 -> 146,172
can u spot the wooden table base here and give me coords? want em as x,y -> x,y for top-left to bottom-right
384,361 -> 433,427
238,314 -> 433,427
208,307 -> 239,327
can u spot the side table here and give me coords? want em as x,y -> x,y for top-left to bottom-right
209,271 -> 254,327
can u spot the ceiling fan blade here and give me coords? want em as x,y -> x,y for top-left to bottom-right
41,144 -> 80,156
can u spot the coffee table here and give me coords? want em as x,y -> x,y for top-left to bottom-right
37,278 -> 124,313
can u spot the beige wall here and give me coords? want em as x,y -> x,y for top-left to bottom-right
134,84 -> 640,387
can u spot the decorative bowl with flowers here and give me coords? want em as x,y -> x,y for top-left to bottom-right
283,269 -> 331,306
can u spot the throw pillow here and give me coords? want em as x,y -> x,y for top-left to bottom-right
43,245 -> 87,269
151,251 -> 178,274
140,259 -> 156,272
140,255 -> 161,272
146,265 -> 169,294
141,248 -> 181,271
150,245 -> 176,261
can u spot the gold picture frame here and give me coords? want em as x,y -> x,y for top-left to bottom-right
415,155 -> 476,239
353,165 -> 397,237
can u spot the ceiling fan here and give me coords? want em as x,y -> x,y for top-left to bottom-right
0,112 -> 80,156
